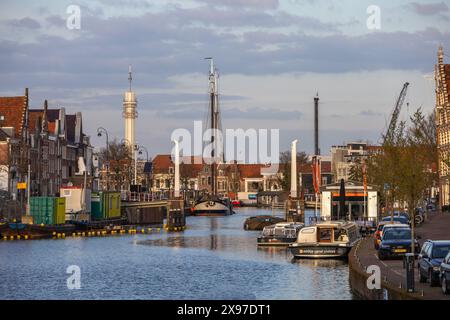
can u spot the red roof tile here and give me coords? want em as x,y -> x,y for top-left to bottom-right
238,164 -> 264,178
0,96 -> 27,137
152,154 -> 173,174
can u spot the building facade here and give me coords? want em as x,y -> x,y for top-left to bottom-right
436,46 -> 450,208
0,89 -> 93,203
331,141 -> 381,182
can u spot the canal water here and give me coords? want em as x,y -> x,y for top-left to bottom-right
0,208 -> 353,300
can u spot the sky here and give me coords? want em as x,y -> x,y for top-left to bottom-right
0,0 -> 449,159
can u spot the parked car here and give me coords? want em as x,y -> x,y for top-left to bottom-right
440,252 -> 450,294
373,221 -> 401,249
418,240 -> 450,286
378,227 -> 420,260
381,215 -> 409,225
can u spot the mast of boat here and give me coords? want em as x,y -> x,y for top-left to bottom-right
205,57 -> 217,195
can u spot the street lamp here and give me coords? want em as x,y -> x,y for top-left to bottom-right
97,127 -> 109,191
137,146 -> 150,191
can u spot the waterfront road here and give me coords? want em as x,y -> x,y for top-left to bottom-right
355,212 -> 450,300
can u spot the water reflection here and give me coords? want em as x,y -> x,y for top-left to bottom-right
0,207 -> 353,300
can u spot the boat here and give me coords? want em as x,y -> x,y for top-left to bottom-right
243,215 -> 285,231
191,58 -> 233,216
289,221 -> 361,258
257,222 -> 304,246
192,195 -> 234,216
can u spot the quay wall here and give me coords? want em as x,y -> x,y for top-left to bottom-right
348,239 -> 421,300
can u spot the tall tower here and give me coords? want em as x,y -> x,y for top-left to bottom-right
123,65 -> 137,159
314,92 -> 320,155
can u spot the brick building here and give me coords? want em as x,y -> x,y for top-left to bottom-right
436,46 -> 450,208
0,89 -> 93,202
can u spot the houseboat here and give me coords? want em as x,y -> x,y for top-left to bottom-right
257,222 -> 304,246
289,221 -> 360,258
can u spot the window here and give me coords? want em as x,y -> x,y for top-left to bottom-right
318,228 -> 332,242
420,243 -> 429,255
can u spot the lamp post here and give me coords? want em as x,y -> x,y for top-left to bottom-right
97,127 -> 109,191
138,145 -> 149,190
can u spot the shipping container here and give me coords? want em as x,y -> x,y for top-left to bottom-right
30,196 -> 66,225
60,187 -> 92,213
90,193 -> 103,220
90,192 -> 121,220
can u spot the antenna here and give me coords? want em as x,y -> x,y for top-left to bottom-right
204,57 -> 213,74
128,64 -> 132,91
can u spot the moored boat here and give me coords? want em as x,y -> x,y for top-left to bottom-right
243,215 -> 285,231
192,195 -> 234,216
257,222 -> 304,246
190,58 -> 234,217
289,221 -> 360,258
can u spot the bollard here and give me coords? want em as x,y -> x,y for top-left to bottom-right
62,233 -> 66,238
17,235 -> 21,240
24,235 -> 28,240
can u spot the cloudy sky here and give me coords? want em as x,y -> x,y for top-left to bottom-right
0,0 -> 449,159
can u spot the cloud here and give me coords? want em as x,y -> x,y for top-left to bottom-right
409,2 -> 449,16
45,15 -> 65,27
7,17 -> 41,29
198,0 -> 279,10
358,110 -> 383,117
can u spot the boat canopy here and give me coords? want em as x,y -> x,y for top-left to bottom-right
295,221 -> 359,244
262,222 -> 304,238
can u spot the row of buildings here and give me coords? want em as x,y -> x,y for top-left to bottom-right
149,140 -> 378,202
0,89 -> 93,204
0,90 -> 382,206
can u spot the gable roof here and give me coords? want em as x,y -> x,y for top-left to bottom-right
152,154 -> 173,174
0,95 -> 27,137
238,164 -> 264,178
28,109 -> 44,134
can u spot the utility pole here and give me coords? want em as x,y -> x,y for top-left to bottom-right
314,93 -> 320,156
97,127 -> 109,191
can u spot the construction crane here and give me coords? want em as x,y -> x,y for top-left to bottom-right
383,82 -> 409,144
